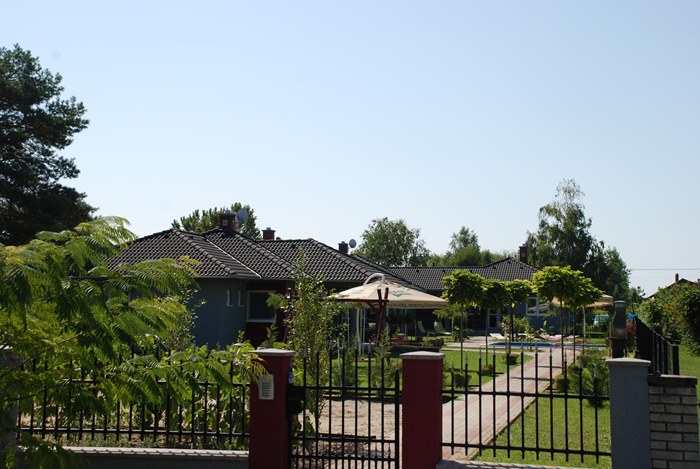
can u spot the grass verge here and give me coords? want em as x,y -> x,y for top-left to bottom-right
473,396 -> 611,468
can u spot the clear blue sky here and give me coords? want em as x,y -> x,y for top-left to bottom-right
4,1 -> 699,296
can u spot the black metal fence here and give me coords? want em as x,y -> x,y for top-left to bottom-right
441,344 -> 611,466
15,353 -> 251,450
288,346 -> 400,468
634,317 -> 680,375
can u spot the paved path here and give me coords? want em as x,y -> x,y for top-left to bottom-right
441,346 -> 575,461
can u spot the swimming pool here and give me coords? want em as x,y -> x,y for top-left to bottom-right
490,341 -> 554,348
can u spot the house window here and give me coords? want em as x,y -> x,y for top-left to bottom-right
226,289 -> 244,307
247,291 -> 276,322
526,297 -> 542,316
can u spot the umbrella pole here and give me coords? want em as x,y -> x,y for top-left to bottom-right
460,309 -> 464,371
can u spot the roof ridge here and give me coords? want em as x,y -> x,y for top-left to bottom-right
173,231 -> 258,277
207,231 -> 296,277
241,235 -> 296,276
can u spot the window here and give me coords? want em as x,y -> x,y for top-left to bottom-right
247,291 -> 276,322
526,297 -> 543,316
226,289 -> 244,307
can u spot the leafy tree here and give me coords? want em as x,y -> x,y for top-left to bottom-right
0,218 -> 259,467
354,217 -> 430,266
442,270 -> 485,369
531,265 -> 602,359
270,257 -> 343,423
449,226 -> 479,253
0,44 -> 95,245
525,179 -> 630,299
503,279 -> 533,352
638,283 -> 700,354
430,226 -> 513,266
172,203 -> 260,238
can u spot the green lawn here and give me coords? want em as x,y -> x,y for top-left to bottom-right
679,346 -> 700,402
474,396 -> 611,468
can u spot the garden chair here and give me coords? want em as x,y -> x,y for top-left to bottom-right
434,321 -> 451,336
416,321 -> 432,338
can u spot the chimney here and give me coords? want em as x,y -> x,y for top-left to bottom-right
219,210 -> 238,232
519,245 -> 528,264
675,273 -> 680,284
338,241 -> 349,254
262,227 -> 276,240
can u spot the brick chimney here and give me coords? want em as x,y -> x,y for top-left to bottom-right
219,210 -> 238,232
519,245 -> 528,264
262,227 -> 276,240
338,241 -> 349,254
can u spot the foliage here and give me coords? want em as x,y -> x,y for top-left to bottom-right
171,203 -> 260,239
531,266 -> 602,311
481,278 -> 511,312
429,226 -> 514,266
501,315 -> 531,337
442,270 -> 485,340
638,283 -> 700,354
369,330 -> 400,389
354,217 -> 430,266
274,256 -> 343,406
532,266 -> 602,359
442,270 -> 485,309
567,349 -> 609,407
505,279 -> 533,306
525,179 -> 629,299
0,44 -> 95,245
0,218 -> 261,467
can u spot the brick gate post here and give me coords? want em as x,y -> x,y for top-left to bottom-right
401,351 -> 444,469
249,349 -> 295,469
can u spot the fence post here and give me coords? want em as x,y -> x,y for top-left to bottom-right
248,348 -> 295,469
401,351 -> 444,469
607,357 -> 652,469
1,347 -> 20,448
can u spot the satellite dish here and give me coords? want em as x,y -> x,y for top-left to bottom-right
348,239 -> 357,248
236,208 -> 249,223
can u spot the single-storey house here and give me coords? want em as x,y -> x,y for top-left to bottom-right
109,212 -> 410,346
111,212 -> 546,345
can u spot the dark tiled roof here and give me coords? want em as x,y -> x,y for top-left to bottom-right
110,228 -> 413,285
204,230 -> 294,279
108,229 -> 260,279
390,258 -> 539,293
259,239 -> 410,285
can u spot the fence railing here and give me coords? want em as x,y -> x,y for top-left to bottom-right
15,353 -> 251,450
288,346 -> 401,468
441,344 -> 611,467
634,317 -> 680,375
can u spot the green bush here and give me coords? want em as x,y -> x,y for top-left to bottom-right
567,349 -> 609,406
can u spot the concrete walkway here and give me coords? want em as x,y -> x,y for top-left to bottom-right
441,345 -> 575,461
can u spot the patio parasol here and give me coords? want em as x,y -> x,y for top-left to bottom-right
333,273 -> 447,341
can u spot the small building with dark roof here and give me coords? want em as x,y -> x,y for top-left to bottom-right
390,258 -> 543,333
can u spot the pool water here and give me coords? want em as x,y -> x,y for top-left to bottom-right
490,341 -> 553,348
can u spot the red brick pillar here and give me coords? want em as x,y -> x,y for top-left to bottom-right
401,351 -> 444,469
249,349 -> 295,469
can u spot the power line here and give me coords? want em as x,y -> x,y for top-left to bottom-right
630,268 -> 700,271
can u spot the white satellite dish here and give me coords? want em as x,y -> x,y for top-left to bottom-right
236,208 -> 249,223
348,239 -> 357,248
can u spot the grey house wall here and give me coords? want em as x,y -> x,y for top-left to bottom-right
191,279 -> 248,347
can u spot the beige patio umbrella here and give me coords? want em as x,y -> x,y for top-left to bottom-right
550,294 -> 614,309
333,273 -> 447,340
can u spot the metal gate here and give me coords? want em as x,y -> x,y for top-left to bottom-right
288,346 -> 400,468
